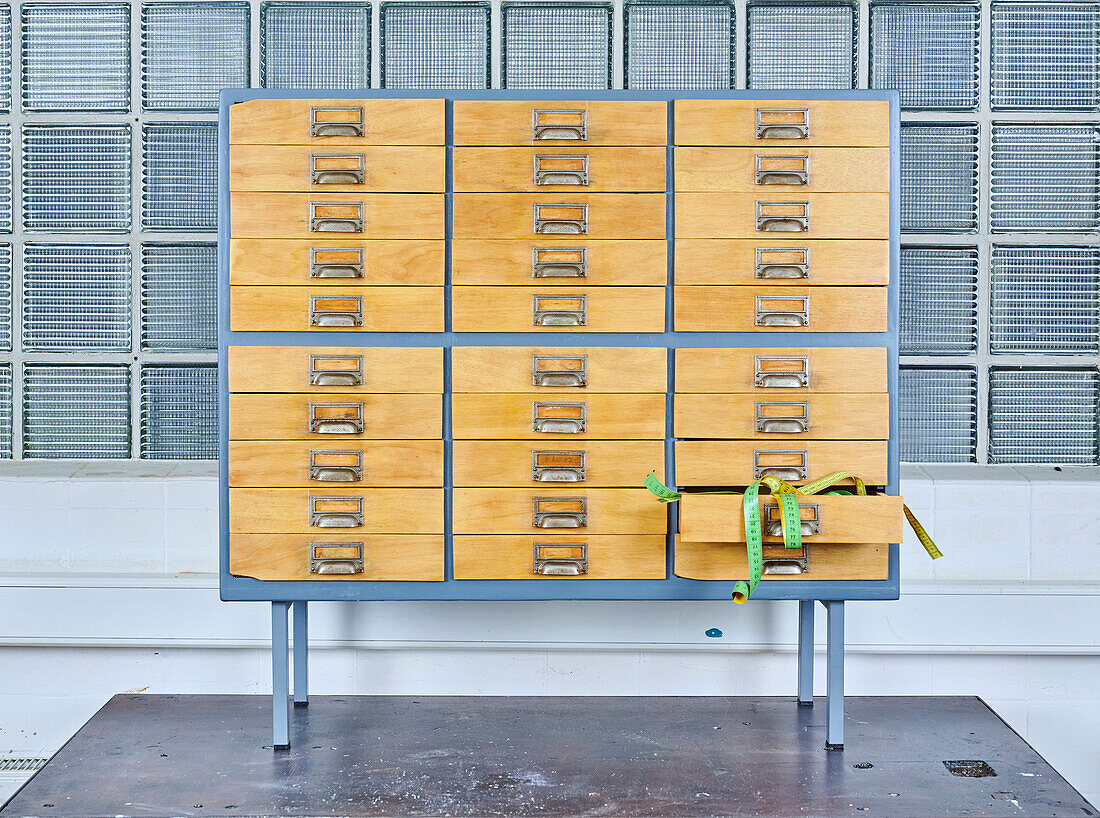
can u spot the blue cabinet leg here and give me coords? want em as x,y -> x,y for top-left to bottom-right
272,601 -> 291,750
293,601 -> 308,707
797,599 -> 814,706
824,600 -> 845,750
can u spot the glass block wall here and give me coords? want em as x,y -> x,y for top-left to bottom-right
0,0 -> 1095,465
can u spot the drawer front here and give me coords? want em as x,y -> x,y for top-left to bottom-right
453,393 -> 666,440
674,100 -> 890,147
454,440 -> 665,487
452,239 -> 666,286
229,146 -> 446,192
675,347 -> 886,394
679,494 -> 903,543
230,534 -> 444,581
229,346 -> 443,394
453,489 -> 666,534
230,193 -> 444,239
230,286 -> 444,332
452,287 -> 665,333
228,440 -> 444,487
675,440 -> 888,486
675,148 -> 890,192
228,393 -> 441,440
229,98 -> 445,146
674,393 -> 889,440
676,193 -> 889,239
675,239 -> 888,285
454,147 -> 666,192
452,347 -> 667,393
675,538 -> 888,581
454,535 -> 666,579
229,488 -> 443,533
454,194 -> 665,239
454,101 -> 667,146
230,240 -> 444,286
674,286 -> 886,333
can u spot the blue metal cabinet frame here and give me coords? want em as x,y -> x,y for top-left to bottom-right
218,89 -> 901,749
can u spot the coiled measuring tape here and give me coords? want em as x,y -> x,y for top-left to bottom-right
644,470 -> 941,604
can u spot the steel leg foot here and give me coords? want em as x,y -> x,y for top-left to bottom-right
824,600 -> 845,750
797,599 -> 814,707
293,601 -> 308,708
272,602 -> 291,750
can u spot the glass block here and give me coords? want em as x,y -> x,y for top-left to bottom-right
22,125 -> 131,233
380,2 -> 490,89
142,123 -> 218,232
989,368 -> 1100,464
899,367 -> 977,463
990,123 -> 1100,234
991,245 -> 1100,354
502,2 -> 613,90
0,244 -> 11,351
747,2 -> 857,90
991,0 -> 1100,110
141,244 -> 217,350
900,123 -> 979,233
0,5 -> 14,112
261,2 -> 371,89
140,365 -> 218,459
869,1 -> 980,110
0,126 -> 11,232
0,363 -> 10,458
624,0 -> 734,89
900,246 -> 978,355
23,364 -> 131,459
142,2 -> 250,111
23,244 -> 131,351
21,3 -> 130,112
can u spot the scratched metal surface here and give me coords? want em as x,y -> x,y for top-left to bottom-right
2,695 -> 1094,817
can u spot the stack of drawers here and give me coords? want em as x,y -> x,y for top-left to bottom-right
671,100 -> 896,583
449,101 -> 671,580
225,99 -> 447,581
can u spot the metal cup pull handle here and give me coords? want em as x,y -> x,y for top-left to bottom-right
310,202 -> 364,233
532,246 -> 587,278
532,109 -> 587,141
534,154 -> 590,186
754,355 -> 809,388
310,106 -> 365,138
533,543 -> 588,575
755,401 -> 810,434
532,402 -> 587,434
755,154 -> 810,186
763,552 -> 809,574
310,294 -> 363,327
309,496 -> 365,528
532,496 -> 587,528
532,450 -> 587,482
533,295 -> 587,326
755,108 -> 810,140
756,201 -> 809,233
310,247 -> 365,278
309,354 -> 364,386
763,502 -> 820,537
755,247 -> 809,279
309,402 -> 365,434
755,295 -> 809,328
753,449 -> 809,481
309,542 -> 364,574
311,154 -> 365,185
308,450 -> 363,482
532,354 -> 587,387
534,203 -> 588,235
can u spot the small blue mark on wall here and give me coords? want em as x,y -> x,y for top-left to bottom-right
705,628 -> 723,638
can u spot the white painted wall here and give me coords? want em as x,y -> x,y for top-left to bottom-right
1,467 -> 1098,806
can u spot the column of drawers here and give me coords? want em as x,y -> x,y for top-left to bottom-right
225,99 -> 448,581
671,100 -> 893,583
450,101 -> 670,580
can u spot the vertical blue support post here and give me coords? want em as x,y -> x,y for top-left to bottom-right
272,601 -> 291,750
797,599 -> 814,706
824,600 -> 845,749
293,601 -> 308,707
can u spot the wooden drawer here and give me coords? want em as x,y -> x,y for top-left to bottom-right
452,347 -> 667,393
675,148 -> 890,192
230,534 -> 443,581
229,346 -> 443,394
454,147 -> 666,192
675,393 -> 889,441
675,440 -> 888,486
676,193 -> 889,239
454,440 -> 665,487
229,98 -> 445,146
453,194 -> 665,239
230,286 -> 444,332
452,393 -> 666,440
229,488 -> 443,533
674,100 -> 890,147
230,193 -> 444,239
674,286 -> 886,333
679,493 -> 903,543
675,538 -> 888,581
675,347 -> 886,394
452,239 -> 666,286
675,239 -> 888,285
228,393 -> 441,440
228,440 -> 444,488
453,489 -> 666,534
230,240 -> 444,286
454,535 -> 666,580
454,101 -> 667,146
229,146 -> 446,192
452,287 -> 665,333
